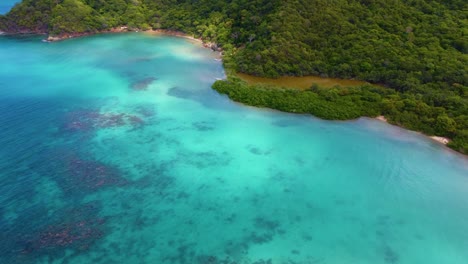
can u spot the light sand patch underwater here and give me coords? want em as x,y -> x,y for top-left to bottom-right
0,33 -> 467,264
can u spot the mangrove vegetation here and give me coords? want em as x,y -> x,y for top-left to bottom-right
1,0 -> 467,153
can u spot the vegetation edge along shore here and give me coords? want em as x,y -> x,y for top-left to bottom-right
1,27 -> 465,154
7,25 -> 461,153
212,74 -> 465,151
0,0 -> 466,154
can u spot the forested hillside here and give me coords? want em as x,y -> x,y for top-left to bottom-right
1,0 -> 467,153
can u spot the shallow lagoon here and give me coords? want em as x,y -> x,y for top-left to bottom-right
0,33 -> 467,264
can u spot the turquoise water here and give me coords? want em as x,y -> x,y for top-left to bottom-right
0,33 -> 467,264
0,0 -> 19,14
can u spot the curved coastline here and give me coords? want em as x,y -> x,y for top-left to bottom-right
212,78 -> 464,154
374,115 -> 450,146
1,33 -> 468,264
0,29 -> 461,154
40,28 -> 222,51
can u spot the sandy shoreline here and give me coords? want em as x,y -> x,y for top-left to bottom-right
375,115 -> 388,122
430,136 -> 450,145
144,29 -> 202,43
4,28 -> 458,151
374,115 -> 451,145
43,27 -> 223,51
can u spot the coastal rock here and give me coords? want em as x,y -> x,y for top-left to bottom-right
376,115 -> 388,122
46,36 -> 62,42
430,136 -> 450,145
203,42 -> 222,51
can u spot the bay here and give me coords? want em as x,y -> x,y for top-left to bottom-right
0,33 -> 467,264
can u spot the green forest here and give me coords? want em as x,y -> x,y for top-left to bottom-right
1,0 -> 467,153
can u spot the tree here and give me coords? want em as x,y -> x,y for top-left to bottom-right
50,0 -> 97,34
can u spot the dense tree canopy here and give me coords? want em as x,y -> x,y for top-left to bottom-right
0,0 -> 467,153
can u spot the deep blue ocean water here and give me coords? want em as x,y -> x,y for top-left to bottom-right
0,0 -> 19,14
0,33 -> 467,264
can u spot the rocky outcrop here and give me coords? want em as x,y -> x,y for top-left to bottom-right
375,115 -> 388,122
430,136 -> 450,145
203,42 -> 222,52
